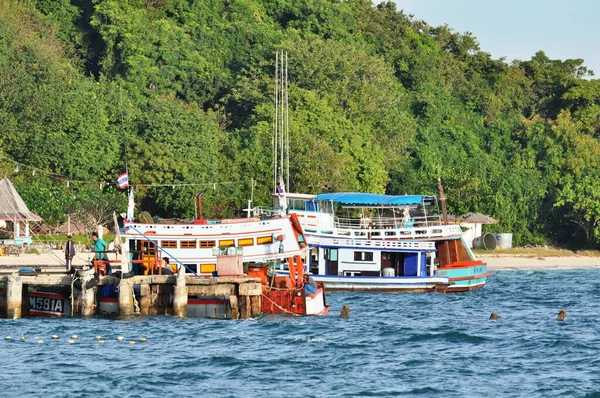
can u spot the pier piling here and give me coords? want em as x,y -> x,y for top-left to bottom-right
139,283 -> 151,315
6,274 -> 23,319
119,279 -> 134,316
79,268 -> 96,317
173,269 -> 187,318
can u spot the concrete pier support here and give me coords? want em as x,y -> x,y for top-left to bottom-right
139,283 -> 151,315
81,285 -> 96,317
6,274 -> 23,319
250,296 -> 261,317
77,268 -> 97,317
119,280 -> 134,316
148,285 -> 158,316
239,295 -> 250,319
173,269 -> 187,318
239,282 -> 262,319
229,296 -> 239,319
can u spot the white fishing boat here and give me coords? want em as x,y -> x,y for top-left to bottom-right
262,51 -> 490,293
105,192 -> 329,316
261,190 -> 491,292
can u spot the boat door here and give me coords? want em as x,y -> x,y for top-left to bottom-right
325,248 -> 338,276
381,252 -> 400,276
136,239 -> 159,275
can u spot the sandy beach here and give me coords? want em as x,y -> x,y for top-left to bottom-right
1,250 -> 600,271
479,254 -> 600,270
0,249 -> 95,269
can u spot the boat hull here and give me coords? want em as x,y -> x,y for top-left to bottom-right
309,261 -> 490,293
437,260 -> 491,292
311,275 -> 450,292
28,291 -> 71,317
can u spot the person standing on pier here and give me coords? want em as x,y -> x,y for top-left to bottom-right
65,233 -> 75,273
92,231 -> 111,275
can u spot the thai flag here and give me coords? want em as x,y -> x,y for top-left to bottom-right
117,172 -> 129,189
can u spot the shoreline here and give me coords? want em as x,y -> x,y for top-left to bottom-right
479,254 -> 600,270
1,251 -> 600,271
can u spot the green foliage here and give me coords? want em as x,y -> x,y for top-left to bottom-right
0,0 -> 599,249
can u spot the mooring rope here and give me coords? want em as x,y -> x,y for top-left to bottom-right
132,286 -> 140,314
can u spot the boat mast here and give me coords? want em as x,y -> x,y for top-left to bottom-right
285,53 -> 290,191
273,52 -> 279,193
437,177 -> 449,225
273,50 -> 289,215
274,51 -> 290,191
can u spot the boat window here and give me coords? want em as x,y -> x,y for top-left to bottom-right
317,200 -> 332,214
384,231 -> 396,236
199,240 -> 216,248
257,236 -> 273,245
180,240 -> 196,249
219,239 -> 235,247
184,264 -> 198,274
200,264 -> 216,274
370,231 -> 381,237
326,249 -> 338,261
354,251 -> 374,261
238,238 -> 254,247
161,240 -> 177,248
289,199 -> 306,211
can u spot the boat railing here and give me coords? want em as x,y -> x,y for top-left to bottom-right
253,207 -> 275,217
334,215 -> 442,230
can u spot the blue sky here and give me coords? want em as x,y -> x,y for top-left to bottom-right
393,0 -> 599,76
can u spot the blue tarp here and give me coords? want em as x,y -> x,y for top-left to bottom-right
314,193 -> 430,206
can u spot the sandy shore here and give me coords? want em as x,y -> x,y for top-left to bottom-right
0,250 -> 95,268
1,250 -> 600,271
479,254 -> 600,270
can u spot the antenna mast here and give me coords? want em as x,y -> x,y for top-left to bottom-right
273,50 -> 289,192
273,52 -> 279,193
437,177 -> 449,225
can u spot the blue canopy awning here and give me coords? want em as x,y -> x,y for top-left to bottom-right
314,193 -> 433,206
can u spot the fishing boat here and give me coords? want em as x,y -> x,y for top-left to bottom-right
263,52 -> 489,293
105,194 -> 329,317
260,190 -> 491,293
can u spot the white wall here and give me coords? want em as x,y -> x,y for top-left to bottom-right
461,223 -> 482,248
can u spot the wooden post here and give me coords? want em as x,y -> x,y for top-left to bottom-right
119,280 -> 134,316
6,274 -> 23,319
172,268 -> 187,318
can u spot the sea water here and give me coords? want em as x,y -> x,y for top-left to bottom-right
1,269 -> 600,398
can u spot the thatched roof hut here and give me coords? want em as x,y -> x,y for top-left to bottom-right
0,177 -> 42,222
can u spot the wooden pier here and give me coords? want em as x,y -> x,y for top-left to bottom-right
0,266 -> 263,319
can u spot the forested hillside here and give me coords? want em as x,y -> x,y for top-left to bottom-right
1,0 -> 599,248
